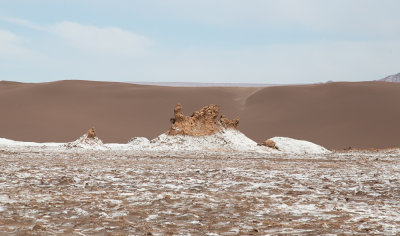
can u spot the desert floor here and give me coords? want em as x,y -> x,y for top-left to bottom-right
1,148 -> 399,235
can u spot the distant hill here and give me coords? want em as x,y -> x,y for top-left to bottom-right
130,82 -> 277,87
380,73 -> 400,82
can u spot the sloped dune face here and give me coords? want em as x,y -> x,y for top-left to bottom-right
270,137 -> 330,154
241,81 -> 400,149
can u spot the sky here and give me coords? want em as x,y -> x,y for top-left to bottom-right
0,0 -> 399,84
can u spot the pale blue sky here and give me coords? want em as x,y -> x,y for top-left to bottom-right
1,0 -> 399,83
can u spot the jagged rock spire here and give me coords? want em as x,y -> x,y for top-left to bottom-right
87,127 -> 96,139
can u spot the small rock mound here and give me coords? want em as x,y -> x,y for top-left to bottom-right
32,223 -> 46,231
169,104 -> 239,136
128,137 -> 150,146
269,137 -> 330,154
259,139 -> 279,150
64,127 -> 107,150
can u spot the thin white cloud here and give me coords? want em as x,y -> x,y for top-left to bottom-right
0,29 -> 34,59
2,17 -> 152,56
1,17 -> 45,31
50,22 -> 152,55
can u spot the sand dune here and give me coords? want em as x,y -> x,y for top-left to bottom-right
241,82 -> 400,149
1,80 -> 400,149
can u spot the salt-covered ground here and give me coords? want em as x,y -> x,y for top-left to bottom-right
0,143 -> 399,235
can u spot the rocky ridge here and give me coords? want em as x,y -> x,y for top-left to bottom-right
380,73 -> 400,82
169,104 -> 239,136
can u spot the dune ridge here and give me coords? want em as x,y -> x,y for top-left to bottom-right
1,80 -> 400,149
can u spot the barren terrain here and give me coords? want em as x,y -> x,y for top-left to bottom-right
1,146 -> 399,235
2,80 -> 400,149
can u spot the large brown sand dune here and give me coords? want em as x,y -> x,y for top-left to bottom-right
1,80 -> 400,149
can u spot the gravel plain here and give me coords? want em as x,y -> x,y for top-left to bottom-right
0,147 -> 400,235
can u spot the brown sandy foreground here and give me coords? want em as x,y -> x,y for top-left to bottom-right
1,80 -> 400,149
1,148 -> 400,235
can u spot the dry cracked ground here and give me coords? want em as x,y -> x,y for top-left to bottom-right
0,148 -> 400,235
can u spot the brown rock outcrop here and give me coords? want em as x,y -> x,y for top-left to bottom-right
220,115 -> 239,129
168,104 -> 239,136
32,224 -> 46,231
259,139 -> 279,150
87,127 -> 96,139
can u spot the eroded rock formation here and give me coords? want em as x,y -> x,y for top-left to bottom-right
220,115 -> 240,129
168,104 -> 240,136
65,126 -> 106,149
87,127 -> 96,139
